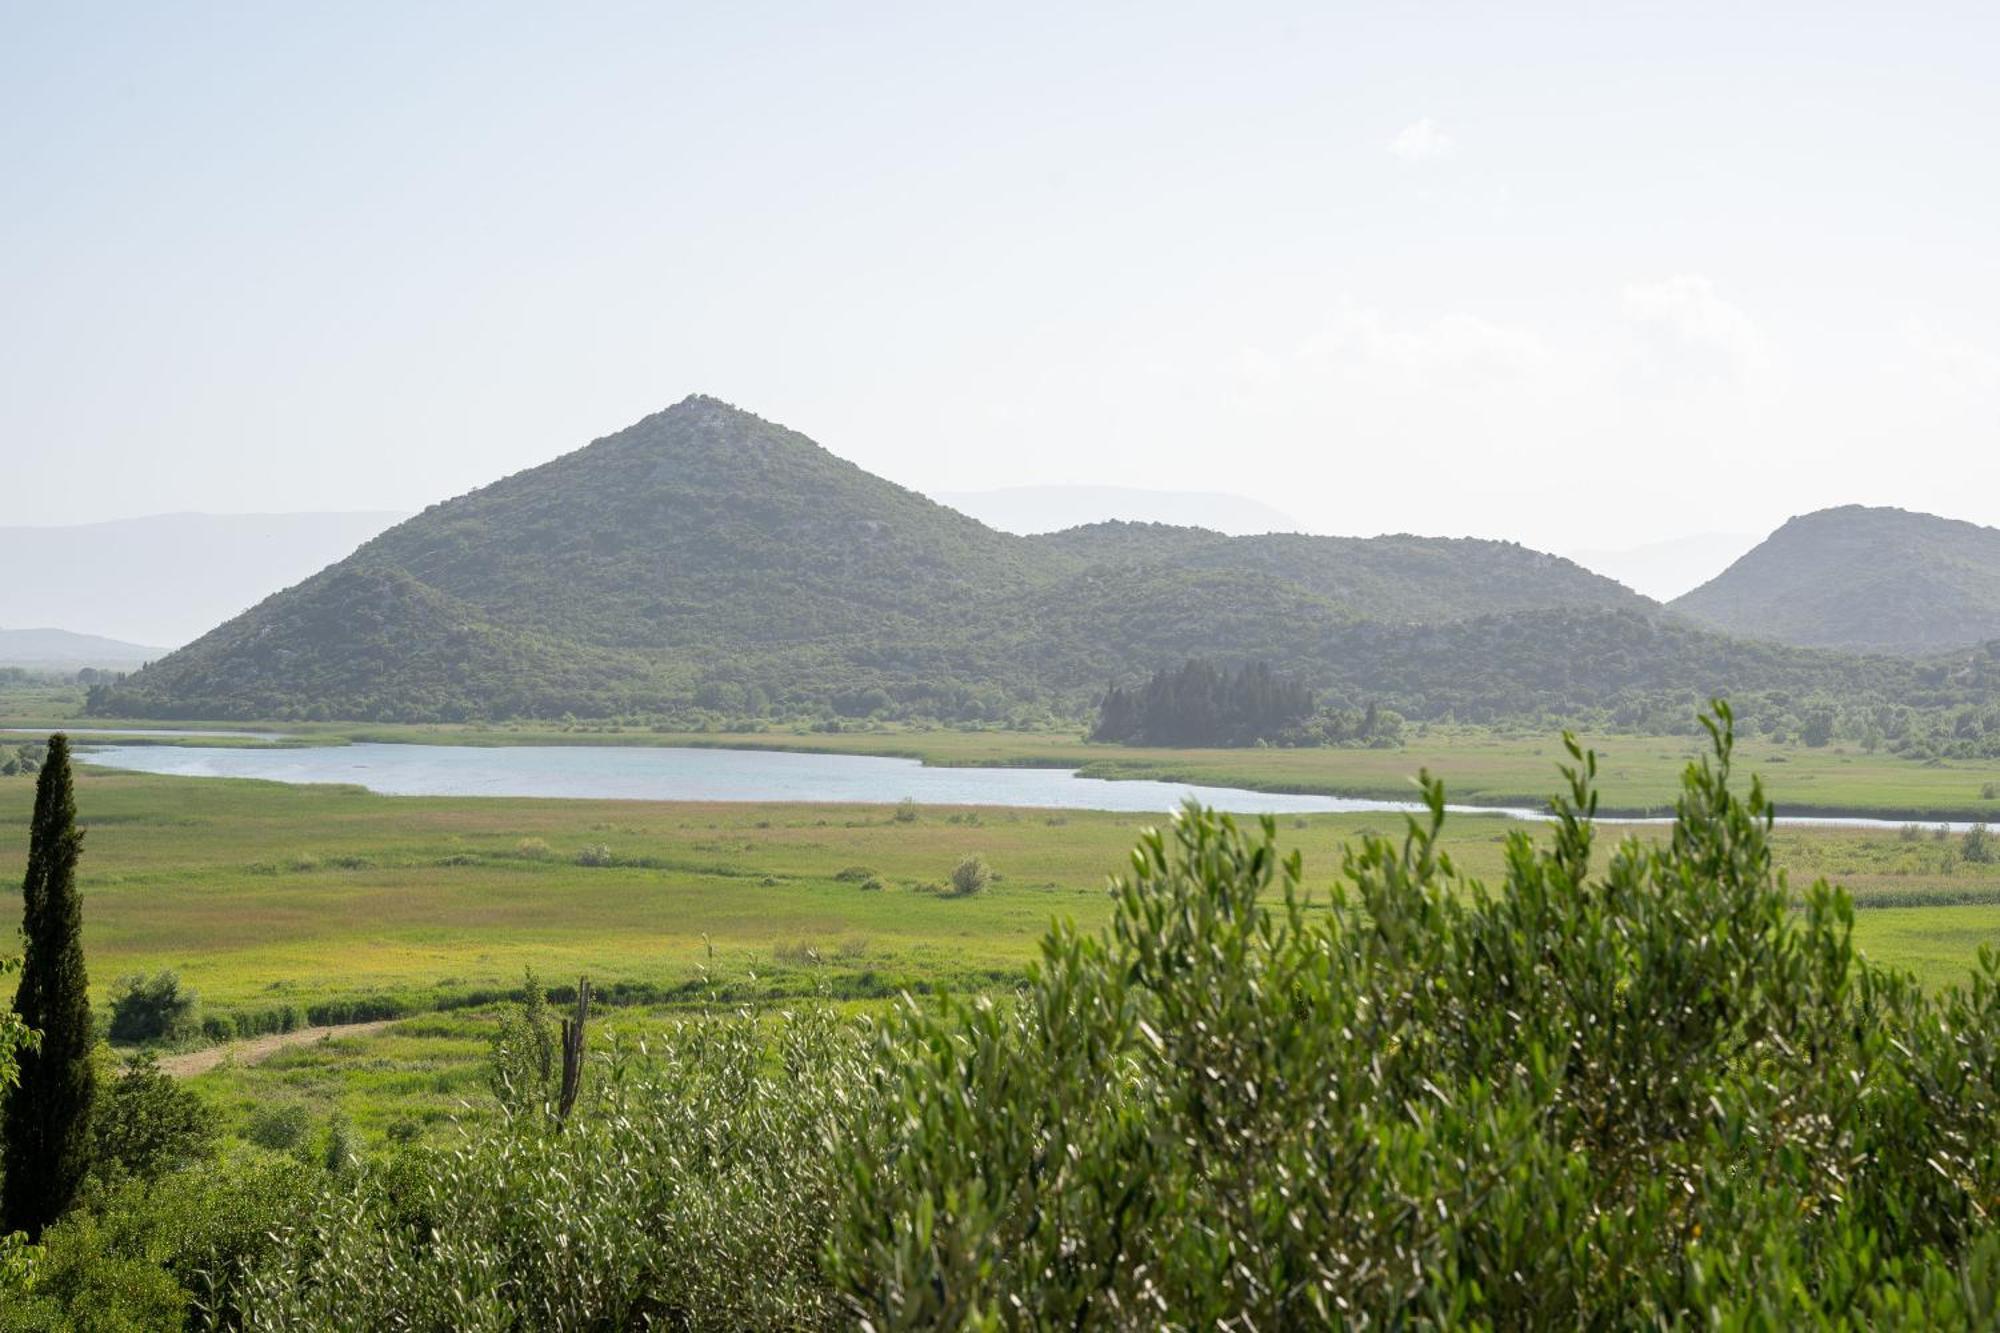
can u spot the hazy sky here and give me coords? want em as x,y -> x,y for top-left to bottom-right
6,2 -> 1997,548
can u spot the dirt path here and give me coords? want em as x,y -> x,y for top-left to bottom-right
155,1018 -> 398,1078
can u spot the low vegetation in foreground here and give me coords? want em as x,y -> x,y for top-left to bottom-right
7,706 -> 2000,1325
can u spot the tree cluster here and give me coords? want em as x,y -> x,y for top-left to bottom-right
1092,659 -> 1315,747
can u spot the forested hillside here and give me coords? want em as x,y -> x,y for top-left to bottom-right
86,400 -> 2000,735
1673,505 -> 2000,655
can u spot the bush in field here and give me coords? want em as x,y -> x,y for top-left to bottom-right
7,1153 -> 313,1328
1966,822 -> 1996,864
488,967 -> 556,1115
107,970 -> 201,1044
515,837 -> 552,860
243,1104 -> 313,1154
892,798 -> 918,824
91,1053 -> 219,1185
232,1007 -> 869,1328
322,1113 -> 359,1176
946,854 -> 992,897
574,843 -> 615,867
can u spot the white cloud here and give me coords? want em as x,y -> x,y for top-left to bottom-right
1387,117 -> 1454,162
1621,275 -> 1769,382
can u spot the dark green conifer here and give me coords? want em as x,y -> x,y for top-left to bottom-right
3,734 -> 95,1237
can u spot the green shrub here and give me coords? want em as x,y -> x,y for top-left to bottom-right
488,967 -> 556,1115
233,1008 -> 867,1328
574,843 -> 615,867
1966,822 -> 1996,864
15,1154 -> 314,1328
892,798 -> 918,824
91,1053 -> 220,1186
946,854 -> 992,897
322,1114 -> 359,1176
515,837 -> 552,860
243,1104 -> 313,1154
106,971 -> 200,1045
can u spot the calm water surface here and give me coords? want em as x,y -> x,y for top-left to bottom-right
78,738 -> 1523,818
69,734 -> 1990,830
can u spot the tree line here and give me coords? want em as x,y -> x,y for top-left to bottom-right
1091,659 -> 1314,746
1091,658 -> 1401,748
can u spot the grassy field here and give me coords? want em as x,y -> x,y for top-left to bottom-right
0,761 -> 1995,1015
1,754 -> 1996,1151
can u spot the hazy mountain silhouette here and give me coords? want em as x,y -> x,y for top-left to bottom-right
1672,506 -> 2000,655
0,511 -> 407,647
0,627 -> 165,669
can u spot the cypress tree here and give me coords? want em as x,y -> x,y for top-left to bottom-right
3,734 -> 94,1238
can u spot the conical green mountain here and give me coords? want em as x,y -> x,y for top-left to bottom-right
98,396 -> 1955,726
1672,506 -> 2000,656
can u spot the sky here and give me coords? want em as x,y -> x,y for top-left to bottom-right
5,2 -> 1998,549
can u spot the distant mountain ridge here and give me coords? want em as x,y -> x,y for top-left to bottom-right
95,396 -> 1667,723
0,627 -> 165,669
1671,506 -> 2000,655
0,510 -> 408,647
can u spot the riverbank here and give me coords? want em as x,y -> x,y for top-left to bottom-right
6,686 -> 1999,821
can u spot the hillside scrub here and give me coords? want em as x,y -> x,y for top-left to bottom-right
107,704 -> 1999,1326
1673,504 -> 2000,656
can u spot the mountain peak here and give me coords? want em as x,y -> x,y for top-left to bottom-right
1673,505 -> 2000,655
93,402 -> 1657,723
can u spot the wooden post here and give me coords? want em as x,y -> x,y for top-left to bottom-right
557,975 -> 590,1123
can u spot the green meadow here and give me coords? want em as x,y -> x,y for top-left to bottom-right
1,740 -> 1997,1150
0,759 -> 1995,1015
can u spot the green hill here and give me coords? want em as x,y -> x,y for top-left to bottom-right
87,398 -> 1997,732
1672,505 -> 2000,655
